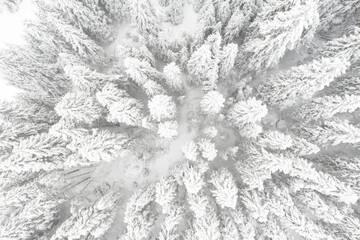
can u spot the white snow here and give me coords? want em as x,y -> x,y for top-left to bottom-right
149,85 -> 203,178
161,2 -> 199,41
174,3 -> 199,35
0,0 -> 36,100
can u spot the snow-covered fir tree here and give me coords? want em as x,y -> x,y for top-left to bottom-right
157,120 -> 178,139
317,0 -> 360,32
227,97 -> 268,128
128,0 -> 161,36
258,130 -> 293,151
258,57 -> 349,108
291,94 -> 360,122
182,140 -> 199,162
163,62 -> 184,92
148,94 -> 177,122
238,0 -> 319,73
55,92 -> 104,125
51,191 -> 120,240
197,138 -> 218,161
0,46 -> 70,98
294,119 -> 360,146
321,26 -> 360,64
208,168 -> 238,209
187,43 -> 213,85
200,90 -> 225,115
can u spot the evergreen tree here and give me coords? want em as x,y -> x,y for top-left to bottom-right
213,0 -> 231,24
64,64 -> 123,93
69,130 -> 131,164
117,43 -> 156,66
258,57 -> 349,109
158,120 -> 179,139
40,6 -> 108,65
258,130 -> 293,151
187,189 -> 210,218
322,215 -> 360,240
0,120 -> 50,153
238,0 -> 319,73
219,43 -> 238,77
0,183 -> 62,240
227,97 -> 268,128
329,75 -> 360,96
143,79 -> 166,97
288,156 -> 357,204
107,98 -> 144,127
48,118 -> 89,142
294,189 -> 344,224
313,153 -> 360,194
321,26 -> 360,64
264,182 -> 332,240
0,46 -> 70,98
289,136 -> 320,156
238,122 -> 264,139
38,0 -> 114,43
183,162 -> 208,194
0,100 -> 58,125
122,185 -> 156,240
259,214 -> 287,240
197,138 -> 217,161
182,141 -> 199,162
148,95 -> 177,122
0,133 -> 72,173
202,32 -> 222,90
219,213 -> 241,240
208,168 -> 238,209
96,83 -> 144,126
96,82 -> 129,108
195,0 -> 218,45
192,0 -> 205,12
168,0 -> 184,25
0,170 -> 34,191
187,43 -> 213,86
317,0 -> 360,32
193,206 -> 222,240
200,91 -> 225,115
23,19 -> 66,60
155,176 -> 178,213
294,119 -> 360,146
203,126 -> 218,138
0,181 -> 48,216
223,8 -> 244,43
292,94 -> 360,123
158,203 -> 184,240
235,144 -> 293,189
240,189 -> 269,223
124,57 -> 160,86
55,92 -> 104,125
163,62 -> 184,91
223,0 -> 262,43
51,191 -> 120,240
129,0 -> 161,36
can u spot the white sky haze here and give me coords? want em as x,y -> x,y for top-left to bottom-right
0,0 -> 36,100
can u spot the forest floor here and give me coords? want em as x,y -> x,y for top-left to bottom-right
149,85 -> 203,178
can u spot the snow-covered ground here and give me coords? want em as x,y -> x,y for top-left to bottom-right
150,85 -> 203,178
166,2 -> 198,35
